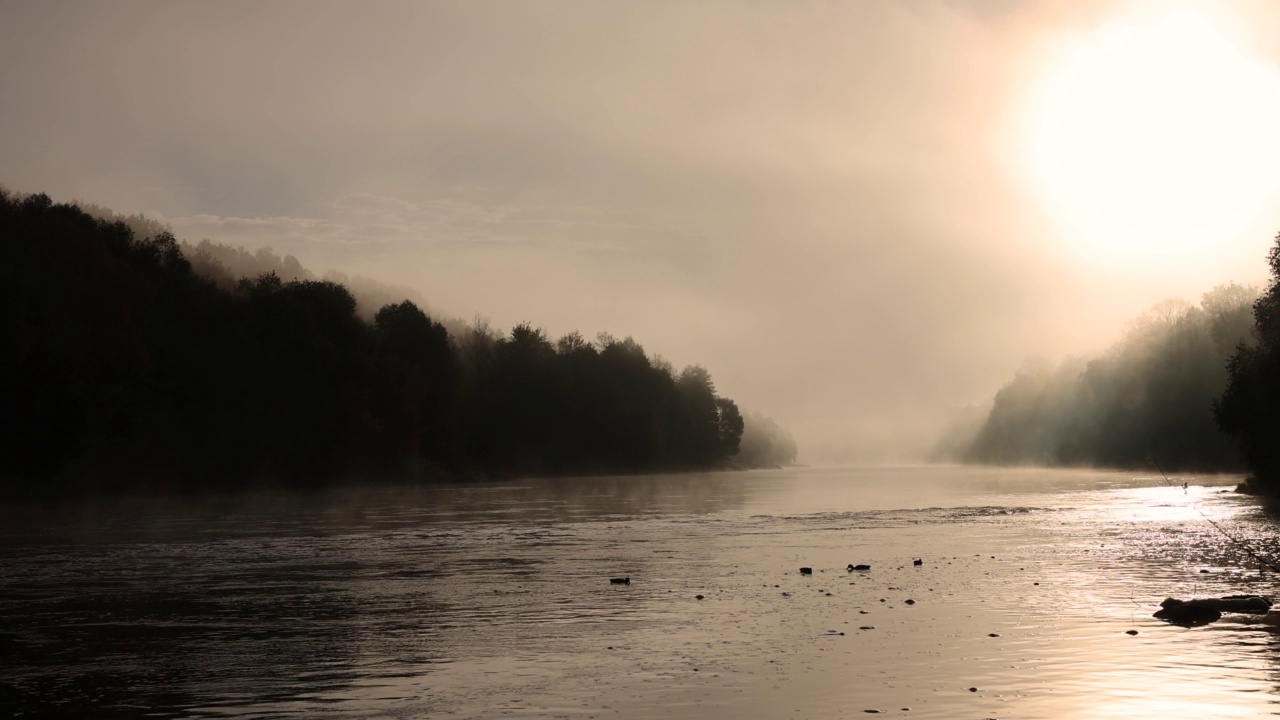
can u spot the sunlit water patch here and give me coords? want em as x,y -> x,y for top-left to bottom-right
2,466 -> 1277,719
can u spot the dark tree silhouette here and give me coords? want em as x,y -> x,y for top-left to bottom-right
370,300 -> 456,470
716,398 -> 744,458
1216,236 -> 1280,493
0,189 -> 748,498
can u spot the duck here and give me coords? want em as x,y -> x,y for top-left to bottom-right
610,577 -> 630,585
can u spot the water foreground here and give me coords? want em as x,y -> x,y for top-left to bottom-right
4,466 -> 1280,719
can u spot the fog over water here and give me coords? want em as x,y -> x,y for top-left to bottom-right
7,1 -> 1280,458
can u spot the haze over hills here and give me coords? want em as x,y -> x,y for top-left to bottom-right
940,284 -> 1257,472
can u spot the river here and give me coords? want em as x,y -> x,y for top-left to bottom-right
4,465 -> 1279,719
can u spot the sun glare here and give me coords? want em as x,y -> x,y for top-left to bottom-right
1032,10 -> 1280,268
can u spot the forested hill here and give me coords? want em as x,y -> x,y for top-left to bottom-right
0,191 -> 766,497
72,198 -> 441,326
948,284 -> 1257,472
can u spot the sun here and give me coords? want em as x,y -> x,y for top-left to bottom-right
1031,10 -> 1280,268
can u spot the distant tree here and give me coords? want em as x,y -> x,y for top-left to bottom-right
1203,283 -> 1257,351
370,301 -> 456,468
673,365 -> 718,463
487,323 -> 558,472
715,398 -> 744,457
556,330 -> 592,356
237,275 -> 372,477
594,335 -> 666,469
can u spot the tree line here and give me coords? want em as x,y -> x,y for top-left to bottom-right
0,191 -> 757,497
945,284 -> 1257,472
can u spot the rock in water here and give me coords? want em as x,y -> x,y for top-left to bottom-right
1157,595 -> 1272,622
1217,595 -> 1274,613
1153,601 -> 1221,627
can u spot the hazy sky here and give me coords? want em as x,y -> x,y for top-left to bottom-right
7,0 -> 1280,459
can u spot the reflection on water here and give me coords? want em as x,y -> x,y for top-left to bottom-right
3,466 -> 1279,718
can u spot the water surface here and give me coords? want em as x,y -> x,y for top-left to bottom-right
4,466 -> 1279,718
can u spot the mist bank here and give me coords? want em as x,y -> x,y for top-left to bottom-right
940,283 -> 1257,473
0,190 -> 794,498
